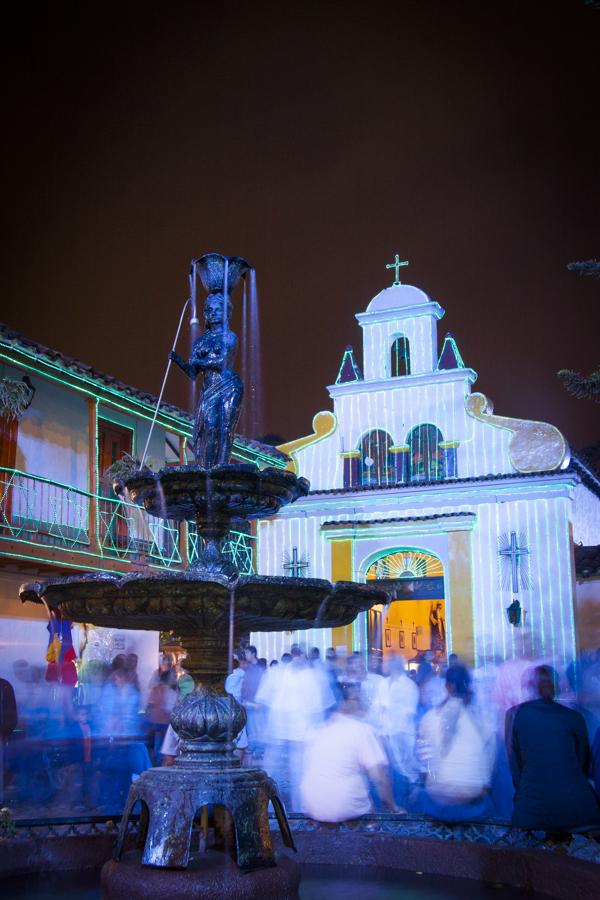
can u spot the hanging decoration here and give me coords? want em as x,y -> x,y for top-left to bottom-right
0,376 -> 35,420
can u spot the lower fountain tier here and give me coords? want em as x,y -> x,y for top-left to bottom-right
20,573 -> 389,685
20,572 -> 387,632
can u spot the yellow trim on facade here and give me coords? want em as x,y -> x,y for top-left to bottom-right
278,410 -> 337,473
465,392 -> 569,473
447,530 -> 475,665
330,538 -> 354,653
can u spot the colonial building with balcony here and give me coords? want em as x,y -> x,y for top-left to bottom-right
253,277 -> 600,671
0,322 -> 287,690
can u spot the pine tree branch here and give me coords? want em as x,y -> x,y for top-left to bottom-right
567,260 -> 600,278
558,368 -> 600,402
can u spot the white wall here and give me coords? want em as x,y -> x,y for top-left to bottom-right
0,571 -> 159,707
258,479 -> 579,670
571,483 -> 600,546
293,376 -> 513,492
362,314 -> 439,379
8,367 -> 89,491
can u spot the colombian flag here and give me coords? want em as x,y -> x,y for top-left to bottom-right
45,613 -> 78,686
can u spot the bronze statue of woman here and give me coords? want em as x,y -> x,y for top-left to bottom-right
169,254 -> 249,468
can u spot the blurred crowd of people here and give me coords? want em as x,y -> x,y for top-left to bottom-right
226,644 -> 600,832
2,642 -> 600,835
0,651 -> 192,813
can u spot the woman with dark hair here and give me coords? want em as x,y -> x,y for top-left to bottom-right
506,665 -> 600,832
416,665 -> 495,820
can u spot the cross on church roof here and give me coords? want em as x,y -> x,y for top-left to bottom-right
385,253 -> 409,286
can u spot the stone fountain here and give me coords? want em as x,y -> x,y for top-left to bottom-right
20,253 -> 388,899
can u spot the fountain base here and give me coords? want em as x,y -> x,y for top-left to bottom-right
101,849 -> 300,900
113,690 -> 295,871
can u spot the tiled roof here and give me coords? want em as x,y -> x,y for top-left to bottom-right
322,512 -> 476,528
570,453 -> 600,498
0,321 -> 188,421
308,468 -> 582,497
0,321 -> 288,464
574,545 -> 600,578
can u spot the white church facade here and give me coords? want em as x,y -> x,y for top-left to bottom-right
252,269 -> 600,670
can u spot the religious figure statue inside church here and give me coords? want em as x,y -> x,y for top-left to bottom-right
429,601 -> 446,654
169,285 -> 243,468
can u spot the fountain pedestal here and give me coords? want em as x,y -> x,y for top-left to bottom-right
181,631 -> 231,689
102,688 -> 299,899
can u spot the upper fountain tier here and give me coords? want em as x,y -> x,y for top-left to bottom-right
123,462 -> 309,525
195,253 -> 250,294
122,461 -> 310,582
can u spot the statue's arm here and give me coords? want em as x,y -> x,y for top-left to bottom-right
169,351 -> 198,379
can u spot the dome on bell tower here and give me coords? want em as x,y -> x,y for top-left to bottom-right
366,283 -> 431,313
355,257 -> 445,381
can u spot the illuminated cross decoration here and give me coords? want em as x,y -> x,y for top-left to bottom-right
386,253 -> 409,286
283,547 -> 309,578
498,531 -> 530,594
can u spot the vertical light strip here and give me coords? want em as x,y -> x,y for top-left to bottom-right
552,497 -> 566,666
542,498 -> 556,661
493,502 -> 504,660
523,495 -> 536,652
563,498 -> 578,666
531,497 -> 545,655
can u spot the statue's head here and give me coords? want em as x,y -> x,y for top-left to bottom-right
204,292 -> 232,328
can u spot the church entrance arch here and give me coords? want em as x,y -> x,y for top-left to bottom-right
364,548 -> 446,668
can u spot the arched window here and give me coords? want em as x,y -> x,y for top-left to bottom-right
366,548 -> 445,582
407,424 -> 444,482
359,429 -> 394,487
390,335 -> 410,377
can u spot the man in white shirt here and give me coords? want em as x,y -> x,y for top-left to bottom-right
378,655 -> 419,806
257,647 -> 335,810
225,653 -> 249,759
300,681 -> 400,822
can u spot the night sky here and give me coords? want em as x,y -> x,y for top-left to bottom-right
2,2 -> 599,450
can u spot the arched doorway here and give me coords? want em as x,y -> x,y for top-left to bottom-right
365,548 -> 446,668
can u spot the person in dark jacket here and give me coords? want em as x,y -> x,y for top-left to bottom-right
591,726 -> 600,804
505,665 -> 600,832
0,677 -> 18,803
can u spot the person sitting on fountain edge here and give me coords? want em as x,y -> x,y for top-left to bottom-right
300,679 -> 401,822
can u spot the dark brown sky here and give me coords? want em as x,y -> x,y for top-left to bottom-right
2,1 -> 599,449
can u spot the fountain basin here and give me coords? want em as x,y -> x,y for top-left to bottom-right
194,253 -> 250,294
101,850 -> 300,900
20,573 -> 388,684
20,574 -> 386,634
123,464 -> 310,523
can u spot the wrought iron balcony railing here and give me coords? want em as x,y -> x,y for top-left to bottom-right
0,467 -> 256,574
